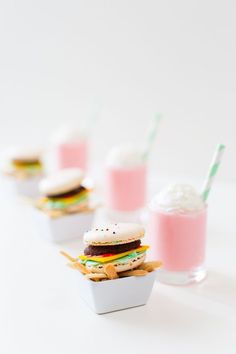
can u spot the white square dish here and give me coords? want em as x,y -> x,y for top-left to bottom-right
34,209 -> 95,243
76,270 -> 156,314
14,176 -> 42,198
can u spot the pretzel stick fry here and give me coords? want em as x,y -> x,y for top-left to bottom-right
138,261 -> 162,271
119,269 -> 148,277
145,261 -> 162,269
104,264 -> 118,280
90,268 -> 106,274
60,250 -> 77,262
46,209 -> 64,218
67,262 -> 90,274
85,273 -> 108,281
138,264 -> 154,272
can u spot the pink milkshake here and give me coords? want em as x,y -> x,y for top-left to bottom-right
105,144 -> 147,221
52,127 -> 88,171
149,184 -> 207,285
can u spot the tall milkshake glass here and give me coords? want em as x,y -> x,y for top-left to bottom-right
52,127 -> 88,171
148,184 -> 207,285
105,144 -> 147,222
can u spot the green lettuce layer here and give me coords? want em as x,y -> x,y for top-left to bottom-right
79,249 -> 146,268
44,193 -> 88,210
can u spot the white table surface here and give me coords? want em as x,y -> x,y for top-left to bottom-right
1,179 -> 236,354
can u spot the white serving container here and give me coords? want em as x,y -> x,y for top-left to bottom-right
76,270 -> 156,314
34,209 -> 95,243
0,174 -> 42,199
14,175 -> 42,198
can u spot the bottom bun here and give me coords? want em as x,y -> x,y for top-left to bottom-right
85,252 -> 146,274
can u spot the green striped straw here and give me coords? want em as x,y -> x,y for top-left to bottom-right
142,113 -> 162,161
85,103 -> 102,135
201,144 -> 225,202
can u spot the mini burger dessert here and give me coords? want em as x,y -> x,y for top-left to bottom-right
34,168 -> 95,242
1,146 -> 43,198
2,147 -> 43,179
78,223 -> 149,273
36,168 -> 91,217
60,223 -> 162,314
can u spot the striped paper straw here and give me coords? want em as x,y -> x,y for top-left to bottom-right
201,144 -> 225,202
86,103 -> 102,134
142,113 -> 162,161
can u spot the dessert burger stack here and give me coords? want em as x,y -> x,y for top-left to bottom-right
36,168 -> 90,216
61,222 -> 162,313
3,147 -> 43,179
78,223 -> 149,273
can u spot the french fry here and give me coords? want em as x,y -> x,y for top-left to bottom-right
39,205 -> 93,218
47,209 -> 64,218
90,268 -> 105,274
145,261 -> 162,269
104,264 -> 118,280
138,261 -> 162,272
138,264 -> 154,272
67,203 -> 89,213
62,248 -> 162,281
67,262 -> 90,275
146,266 -> 155,272
60,250 -> 77,262
119,269 -> 148,277
85,273 -> 108,281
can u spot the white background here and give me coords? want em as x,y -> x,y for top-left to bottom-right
0,0 -> 235,182
1,1 -> 236,354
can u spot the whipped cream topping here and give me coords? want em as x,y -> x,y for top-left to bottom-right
106,143 -> 144,168
150,184 -> 205,213
51,126 -> 87,144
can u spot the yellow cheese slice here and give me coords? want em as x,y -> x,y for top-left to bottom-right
78,245 -> 149,263
40,190 -> 87,204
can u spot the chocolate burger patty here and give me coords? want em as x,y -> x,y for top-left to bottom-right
12,159 -> 40,165
47,185 -> 86,199
84,239 -> 141,256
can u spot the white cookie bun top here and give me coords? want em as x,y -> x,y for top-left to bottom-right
51,125 -> 87,144
84,223 -> 145,245
150,184 -> 205,214
106,143 -> 144,168
5,146 -> 41,162
39,168 -> 84,196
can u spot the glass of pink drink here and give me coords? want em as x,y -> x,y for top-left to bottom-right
105,144 -> 147,221
52,127 -> 88,171
55,140 -> 88,171
148,184 -> 207,285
